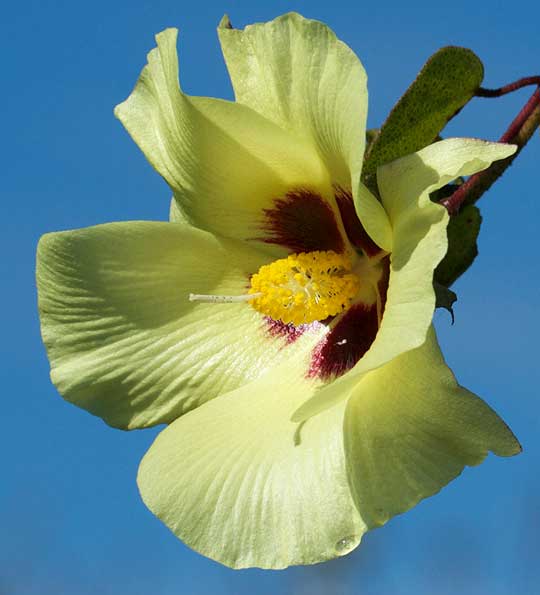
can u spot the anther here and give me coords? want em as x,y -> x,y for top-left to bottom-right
248,250 -> 360,325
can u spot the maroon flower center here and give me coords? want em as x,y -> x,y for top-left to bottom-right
260,188 -> 344,253
258,187 -> 389,380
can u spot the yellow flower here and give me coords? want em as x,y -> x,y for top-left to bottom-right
36,13 -> 519,569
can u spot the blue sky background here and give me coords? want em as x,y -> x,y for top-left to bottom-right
2,0 -> 538,593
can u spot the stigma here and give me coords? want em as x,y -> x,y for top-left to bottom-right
248,251 -> 360,325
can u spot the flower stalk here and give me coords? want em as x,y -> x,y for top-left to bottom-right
440,76 -> 540,214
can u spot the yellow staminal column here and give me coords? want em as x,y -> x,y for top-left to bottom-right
248,251 -> 360,325
189,250 -> 362,325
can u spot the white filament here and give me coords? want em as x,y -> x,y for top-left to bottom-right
188,292 -> 262,303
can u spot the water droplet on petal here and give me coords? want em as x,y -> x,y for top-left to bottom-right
335,535 -> 357,556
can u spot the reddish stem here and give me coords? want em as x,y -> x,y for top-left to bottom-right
440,77 -> 540,214
476,76 -> 540,98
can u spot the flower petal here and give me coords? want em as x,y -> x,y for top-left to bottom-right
353,182 -> 393,252
218,12 -> 368,191
169,196 -> 187,223
344,327 -> 520,528
359,139 -> 518,373
115,28 -> 334,249
377,138 -> 517,222
334,187 -> 385,256
293,139 -> 516,421
37,221 -> 325,429
137,342 -> 366,569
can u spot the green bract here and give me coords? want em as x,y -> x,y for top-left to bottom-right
36,13 -> 520,569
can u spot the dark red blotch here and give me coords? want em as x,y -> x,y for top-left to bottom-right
308,303 -> 380,379
260,189 -> 344,253
308,256 -> 390,379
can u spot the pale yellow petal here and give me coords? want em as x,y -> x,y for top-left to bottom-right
138,338 -> 365,569
37,221 -> 322,429
115,28 -> 330,246
344,327 -> 520,527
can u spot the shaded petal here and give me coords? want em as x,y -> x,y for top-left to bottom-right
377,138 -> 517,222
353,182 -> 393,252
218,12 -> 368,191
37,221 -> 325,429
344,327 -> 520,528
360,139 -> 518,371
169,196 -> 187,223
218,13 -> 387,252
293,139 -> 516,421
115,28 -> 332,248
334,187 -> 384,256
137,343 -> 365,569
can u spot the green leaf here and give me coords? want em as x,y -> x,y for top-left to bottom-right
435,204 -> 482,287
434,282 -> 457,323
362,46 -> 484,182
366,128 -> 379,148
